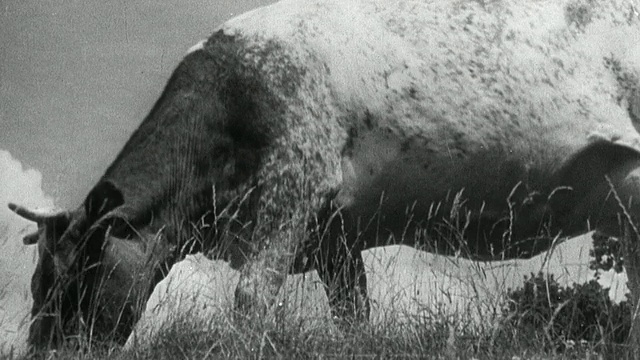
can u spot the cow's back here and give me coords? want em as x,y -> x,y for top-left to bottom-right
214,0 -> 640,219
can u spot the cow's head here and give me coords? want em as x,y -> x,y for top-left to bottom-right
8,40 -> 271,350
9,180 -> 169,350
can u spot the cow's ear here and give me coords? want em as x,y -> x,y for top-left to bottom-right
85,180 -> 124,221
23,231 -> 40,245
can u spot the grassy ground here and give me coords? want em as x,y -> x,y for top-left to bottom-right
3,304 -> 629,360
1,252 -> 633,360
0,213 -> 631,359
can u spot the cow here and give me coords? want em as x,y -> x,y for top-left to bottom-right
8,0 -> 640,351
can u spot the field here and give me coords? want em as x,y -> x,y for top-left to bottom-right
0,232 -> 632,359
0,153 -> 632,359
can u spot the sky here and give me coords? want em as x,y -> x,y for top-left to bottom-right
0,0 -> 629,353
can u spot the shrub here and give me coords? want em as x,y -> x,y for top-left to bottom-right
503,272 -> 631,353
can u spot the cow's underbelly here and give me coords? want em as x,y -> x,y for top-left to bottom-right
334,127 -> 587,260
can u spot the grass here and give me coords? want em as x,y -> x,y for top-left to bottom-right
3,298 -> 618,360
2,243 -> 633,360
0,189 -> 635,359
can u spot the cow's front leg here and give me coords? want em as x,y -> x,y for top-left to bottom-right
234,236 -> 298,317
231,169 -> 317,320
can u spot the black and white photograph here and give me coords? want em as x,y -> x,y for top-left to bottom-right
1,0 -> 637,357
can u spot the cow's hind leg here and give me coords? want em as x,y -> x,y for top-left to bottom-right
315,241 -> 370,324
591,158 -> 640,355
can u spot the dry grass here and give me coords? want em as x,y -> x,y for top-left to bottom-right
0,189 -> 635,359
2,247 -> 633,360
4,301 -> 625,360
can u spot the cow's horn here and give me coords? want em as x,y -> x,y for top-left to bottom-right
8,203 -> 51,223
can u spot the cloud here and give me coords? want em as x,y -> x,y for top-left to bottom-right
0,150 -> 55,353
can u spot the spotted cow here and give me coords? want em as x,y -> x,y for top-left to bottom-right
9,0 -> 640,351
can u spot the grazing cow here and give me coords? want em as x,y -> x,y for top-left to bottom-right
9,0 -> 640,351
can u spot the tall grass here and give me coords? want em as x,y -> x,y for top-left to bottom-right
1,193 -> 635,359
4,245 -> 631,359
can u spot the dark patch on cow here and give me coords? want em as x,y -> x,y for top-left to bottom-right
564,0 -> 596,29
363,109 -> 375,130
203,31 -> 307,100
342,123 -> 361,158
400,137 -> 413,153
222,75 -> 274,150
407,86 -> 419,100
97,32 -> 299,239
